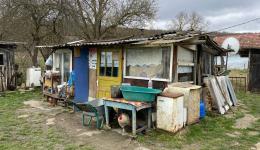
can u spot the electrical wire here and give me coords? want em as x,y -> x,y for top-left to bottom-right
206,17 -> 260,34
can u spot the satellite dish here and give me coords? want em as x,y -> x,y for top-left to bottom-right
221,37 -> 240,55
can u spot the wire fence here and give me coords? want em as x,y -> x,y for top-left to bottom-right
229,76 -> 247,92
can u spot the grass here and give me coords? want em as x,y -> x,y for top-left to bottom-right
137,92 -> 260,150
229,69 -> 248,77
0,89 -> 93,150
0,89 -> 259,150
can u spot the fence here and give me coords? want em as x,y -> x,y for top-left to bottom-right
229,76 -> 247,92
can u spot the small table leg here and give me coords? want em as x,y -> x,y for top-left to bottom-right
132,109 -> 137,136
148,108 -> 152,129
104,104 -> 110,127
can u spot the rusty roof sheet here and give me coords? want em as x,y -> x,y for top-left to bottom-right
214,33 -> 260,50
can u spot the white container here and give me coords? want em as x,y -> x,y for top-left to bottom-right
168,84 -> 201,125
157,95 -> 184,133
26,67 -> 42,87
183,107 -> 187,126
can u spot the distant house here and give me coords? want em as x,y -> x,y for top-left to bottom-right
0,41 -> 18,91
214,33 -> 260,92
38,31 -> 227,102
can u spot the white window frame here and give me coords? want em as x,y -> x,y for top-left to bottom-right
176,46 -> 196,83
123,45 -> 173,82
52,49 -> 72,83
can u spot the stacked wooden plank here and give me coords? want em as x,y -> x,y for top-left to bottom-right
204,76 -> 237,114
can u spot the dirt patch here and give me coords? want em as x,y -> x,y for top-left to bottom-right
23,100 -> 47,110
18,114 -> 29,118
182,143 -> 200,150
55,112 -> 154,150
251,142 -> 260,150
134,147 -> 151,150
46,118 -> 56,125
226,131 -> 241,138
248,131 -> 259,136
234,114 -> 257,129
77,130 -> 103,137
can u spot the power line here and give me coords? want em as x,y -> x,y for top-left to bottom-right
207,17 -> 260,34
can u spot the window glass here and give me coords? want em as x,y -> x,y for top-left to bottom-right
64,53 -> 71,82
54,53 -> 62,71
126,47 -> 171,79
99,51 -> 119,77
0,54 -> 4,65
178,66 -> 194,82
100,52 -> 106,76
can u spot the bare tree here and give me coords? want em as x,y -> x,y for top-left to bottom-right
170,11 -> 208,31
0,0 -> 157,66
0,0 -> 66,66
70,0 -> 157,40
171,11 -> 189,31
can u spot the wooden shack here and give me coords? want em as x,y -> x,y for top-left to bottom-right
38,31 -> 227,102
0,41 -> 18,91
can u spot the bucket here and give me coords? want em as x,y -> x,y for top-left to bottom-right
200,101 -> 206,119
111,85 -> 122,98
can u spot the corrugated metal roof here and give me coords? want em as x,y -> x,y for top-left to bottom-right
0,41 -> 25,46
36,38 -> 147,49
36,31 -> 208,49
0,41 -> 25,49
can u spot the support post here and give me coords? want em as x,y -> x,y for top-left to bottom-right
132,108 -> 137,136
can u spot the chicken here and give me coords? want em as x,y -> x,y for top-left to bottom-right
118,113 -> 130,134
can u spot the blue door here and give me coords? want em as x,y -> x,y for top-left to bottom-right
74,47 -> 89,103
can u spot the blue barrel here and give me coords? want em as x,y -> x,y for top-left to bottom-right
200,100 -> 206,119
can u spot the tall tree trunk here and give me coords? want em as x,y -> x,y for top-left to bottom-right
32,48 -> 38,67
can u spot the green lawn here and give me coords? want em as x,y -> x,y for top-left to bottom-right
0,90 -> 259,150
0,90 -> 92,150
137,92 -> 260,150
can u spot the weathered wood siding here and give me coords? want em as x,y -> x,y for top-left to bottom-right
0,48 -> 15,91
248,50 -> 260,92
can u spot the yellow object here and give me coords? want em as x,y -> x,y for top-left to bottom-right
96,49 -> 122,98
44,79 -> 52,87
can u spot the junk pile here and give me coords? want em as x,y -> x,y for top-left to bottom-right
43,70 -> 74,106
156,83 -> 201,133
203,76 -> 237,114
155,76 -> 237,133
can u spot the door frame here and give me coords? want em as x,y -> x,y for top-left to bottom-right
96,48 -> 123,98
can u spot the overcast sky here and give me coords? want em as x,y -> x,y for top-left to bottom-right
147,0 -> 260,32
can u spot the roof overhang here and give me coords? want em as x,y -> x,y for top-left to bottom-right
0,41 -> 26,49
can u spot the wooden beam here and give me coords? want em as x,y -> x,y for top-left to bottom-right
173,46 -> 178,82
177,40 -> 206,45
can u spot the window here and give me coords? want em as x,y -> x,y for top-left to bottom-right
0,54 -> 4,65
99,51 -> 119,77
177,46 -> 195,82
125,47 -> 171,81
53,50 -> 72,83
178,66 -> 194,82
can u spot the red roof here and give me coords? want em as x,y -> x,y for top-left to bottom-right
214,33 -> 260,50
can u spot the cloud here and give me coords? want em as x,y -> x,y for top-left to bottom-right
148,0 -> 260,32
